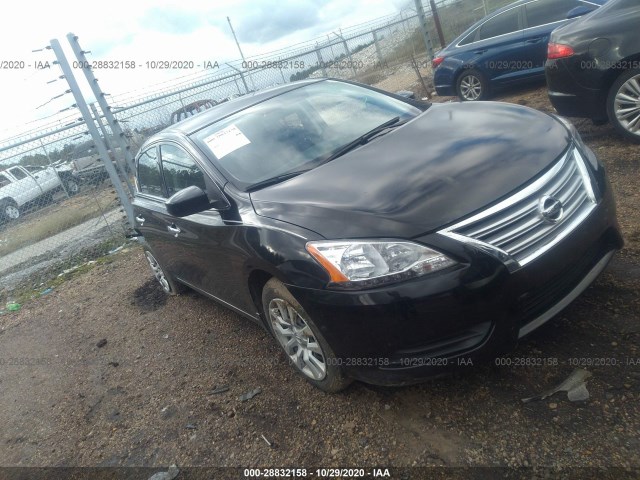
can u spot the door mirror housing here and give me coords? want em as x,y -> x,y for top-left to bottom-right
567,5 -> 594,19
165,185 -> 227,217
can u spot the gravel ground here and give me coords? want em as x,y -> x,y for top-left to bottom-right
1,86 -> 639,478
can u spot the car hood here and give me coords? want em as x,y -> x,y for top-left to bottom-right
250,101 -> 571,239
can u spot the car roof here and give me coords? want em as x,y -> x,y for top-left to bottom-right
444,0 -> 608,50
160,79 -> 326,137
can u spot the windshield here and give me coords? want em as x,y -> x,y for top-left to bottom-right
192,80 -> 424,190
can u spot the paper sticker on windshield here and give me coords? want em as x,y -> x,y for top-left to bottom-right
203,124 -> 250,159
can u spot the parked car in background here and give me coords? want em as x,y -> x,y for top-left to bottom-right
133,79 -> 622,392
545,0 -> 640,142
170,99 -> 217,124
0,165 -> 78,223
433,0 -> 607,101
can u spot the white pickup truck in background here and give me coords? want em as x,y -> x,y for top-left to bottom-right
0,165 -> 79,223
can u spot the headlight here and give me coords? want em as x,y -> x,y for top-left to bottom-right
306,240 -> 457,288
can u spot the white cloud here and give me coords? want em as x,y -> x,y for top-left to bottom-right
0,0 -> 403,136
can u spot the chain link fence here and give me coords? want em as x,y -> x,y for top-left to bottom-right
0,115 -> 131,297
0,0 -> 510,299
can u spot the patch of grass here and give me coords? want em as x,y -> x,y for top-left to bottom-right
3,241 -> 138,308
0,187 -> 119,256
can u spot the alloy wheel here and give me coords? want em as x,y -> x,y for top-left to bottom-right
614,74 -> 640,137
268,297 -> 327,381
144,251 -> 171,293
459,74 -> 483,101
5,205 -> 19,220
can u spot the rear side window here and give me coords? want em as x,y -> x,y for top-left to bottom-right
478,7 -> 521,40
458,28 -> 479,46
525,0 -> 583,28
137,147 -> 165,197
0,173 -> 10,188
159,144 -> 207,197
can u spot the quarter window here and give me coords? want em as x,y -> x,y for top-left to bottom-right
478,8 -> 521,41
525,0 -> 583,28
160,144 -> 207,197
137,147 -> 165,197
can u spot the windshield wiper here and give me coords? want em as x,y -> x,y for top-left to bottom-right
247,169 -> 311,192
319,116 -> 405,164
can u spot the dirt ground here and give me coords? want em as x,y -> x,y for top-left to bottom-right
1,85 -> 639,478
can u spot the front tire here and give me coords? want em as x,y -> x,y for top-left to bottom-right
0,200 -> 20,223
143,249 -> 185,295
607,69 -> 640,143
456,69 -> 489,101
261,278 -> 352,392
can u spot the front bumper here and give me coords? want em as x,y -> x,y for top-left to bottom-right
287,178 -> 622,386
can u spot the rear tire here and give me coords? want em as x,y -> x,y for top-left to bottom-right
143,249 -> 185,295
64,178 -> 80,196
456,69 -> 490,101
261,278 -> 352,393
607,69 -> 640,143
0,200 -> 20,223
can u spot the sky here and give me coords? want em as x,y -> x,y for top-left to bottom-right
0,0 -> 406,139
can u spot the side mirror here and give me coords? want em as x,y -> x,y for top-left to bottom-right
165,185 -> 227,217
395,90 -> 416,100
567,5 -> 594,19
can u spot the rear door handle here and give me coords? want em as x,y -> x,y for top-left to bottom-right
525,37 -> 544,44
135,215 -> 145,224
167,224 -> 181,237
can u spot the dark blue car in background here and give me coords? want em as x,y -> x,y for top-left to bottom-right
433,0 -> 607,101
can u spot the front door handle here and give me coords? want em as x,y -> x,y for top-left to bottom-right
167,224 -> 181,237
135,215 -> 145,224
473,49 -> 487,55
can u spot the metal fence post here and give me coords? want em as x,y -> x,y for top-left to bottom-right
50,38 -> 134,227
372,29 -> 383,64
89,102 -> 135,196
226,64 -> 250,93
315,47 -> 328,77
38,138 -> 72,198
66,34 -> 137,178
340,36 -> 358,77
414,0 -> 435,60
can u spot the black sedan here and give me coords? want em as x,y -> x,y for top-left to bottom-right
545,0 -> 640,142
133,79 -> 622,391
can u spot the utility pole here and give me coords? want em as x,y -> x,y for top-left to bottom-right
227,17 -> 256,91
429,0 -> 446,48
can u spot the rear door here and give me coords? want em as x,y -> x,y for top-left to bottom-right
469,6 -> 525,84
132,145 -> 175,268
522,0 -> 592,78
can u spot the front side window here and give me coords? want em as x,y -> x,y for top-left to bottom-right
137,147 -> 165,197
160,144 -> 207,197
478,8 -> 521,40
8,167 -> 27,180
192,80 -> 423,189
525,0 -> 583,28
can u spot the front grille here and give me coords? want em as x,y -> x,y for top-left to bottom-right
441,147 -> 597,269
